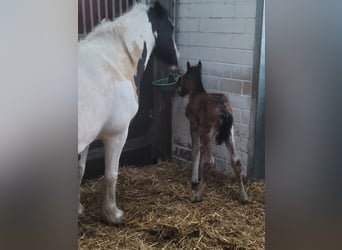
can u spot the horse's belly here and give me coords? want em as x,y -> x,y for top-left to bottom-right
78,69 -> 116,153
78,76 -> 138,151
100,81 -> 139,136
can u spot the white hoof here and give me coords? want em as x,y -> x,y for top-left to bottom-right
78,203 -> 85,217
239,191 -> 249,204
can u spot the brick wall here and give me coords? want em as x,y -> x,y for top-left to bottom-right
172,0 -> 257,176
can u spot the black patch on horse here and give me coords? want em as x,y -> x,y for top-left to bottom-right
134,41 -> 147,96
147,1 -> 178,66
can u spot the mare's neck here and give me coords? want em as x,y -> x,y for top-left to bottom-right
82,3 -> 156,70
113,4 -> 156,69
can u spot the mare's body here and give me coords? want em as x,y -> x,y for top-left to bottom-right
78,2 -> 179,224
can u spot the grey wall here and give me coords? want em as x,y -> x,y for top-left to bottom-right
172,0 -> 258,176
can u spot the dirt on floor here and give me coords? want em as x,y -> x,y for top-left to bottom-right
78,161 -> 265,250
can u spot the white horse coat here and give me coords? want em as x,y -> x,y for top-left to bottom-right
78,2 -> 179,224
79,5 -> 155,153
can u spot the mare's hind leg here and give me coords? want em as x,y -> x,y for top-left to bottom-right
190,127 -> 200,185
191,132 -> 213,202
225,126 -> 249,203
101,127 -> 129,225
78,145 -> 89,217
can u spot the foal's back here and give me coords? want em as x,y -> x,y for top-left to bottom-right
186,92 -> 233,134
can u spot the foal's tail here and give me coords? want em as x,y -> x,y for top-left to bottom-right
216,105 -> 233,145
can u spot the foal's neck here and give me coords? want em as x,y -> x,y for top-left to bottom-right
189,77 -> 206,99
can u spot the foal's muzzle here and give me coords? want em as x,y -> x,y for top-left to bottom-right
168,65 -> 182,74
176,76 -> 186,97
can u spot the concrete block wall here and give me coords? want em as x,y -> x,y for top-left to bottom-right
172,0 -> 257,176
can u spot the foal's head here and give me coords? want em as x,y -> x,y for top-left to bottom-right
177,61 -> 205,97
148,1 -> 179,69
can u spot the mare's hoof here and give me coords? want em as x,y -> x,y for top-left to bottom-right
101,207 -> 125,225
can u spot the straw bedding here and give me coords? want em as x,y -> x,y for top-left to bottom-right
78,162 -> 265,249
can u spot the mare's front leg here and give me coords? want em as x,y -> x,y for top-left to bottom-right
190,125 -> 200,186
101,127 -> 129,225
78,145 -> 89,217
191,131 -> 213,202
225,126 -> 249,203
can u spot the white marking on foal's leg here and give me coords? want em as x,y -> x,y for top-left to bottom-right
192,147 -> 213,202
78,145 -> 89,217
192,151 -> 200,184
101,127 -> 129,225
226,126 -> 249,203
191,129 -> 200,184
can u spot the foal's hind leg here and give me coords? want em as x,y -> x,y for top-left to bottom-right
101,127 -> 129,225
225,127 -> 249,203
190,127 -> 200,185
191,133 -> 213,202
78,145 -> 89,217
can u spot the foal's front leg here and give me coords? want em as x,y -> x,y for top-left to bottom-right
101,127 -> 129,225
190,126 -> 200,185
225,126 -> 249,203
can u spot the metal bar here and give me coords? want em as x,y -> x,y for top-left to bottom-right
89,0 -> 94,29
105,0 -> 109,19
97,0 -> 101,23
81,0 -> 87,35
248,0 -> 265,179
252,1 -> 265,179
173,0 -> 176,20
112,0 -> 115,18
126,0 -> 129,11
173,0 -> 177,41
119,0 -> 122,16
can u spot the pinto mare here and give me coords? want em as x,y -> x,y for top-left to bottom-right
177,61 -> 248,203
78,1 -> 179,224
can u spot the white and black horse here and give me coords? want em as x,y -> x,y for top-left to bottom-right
78,1 -> 179,224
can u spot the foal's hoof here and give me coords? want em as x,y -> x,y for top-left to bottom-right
190,194 -> 203,203
101,206 -> 125,225
78,203 -> 85,217
239,192 -> 249,204
191,181 -> 199,189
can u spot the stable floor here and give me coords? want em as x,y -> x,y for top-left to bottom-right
78,162 -> 265,249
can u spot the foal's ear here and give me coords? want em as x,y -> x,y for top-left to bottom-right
197,61 -> 202,73
187,61 -> 191,70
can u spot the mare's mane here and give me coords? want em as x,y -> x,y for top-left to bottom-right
80,3 -> 148,44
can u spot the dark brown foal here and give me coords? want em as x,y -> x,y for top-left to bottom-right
177,61 -> 248,204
